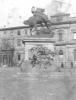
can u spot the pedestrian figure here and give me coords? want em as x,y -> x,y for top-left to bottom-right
71,61 -> 73,69
61,62 -> 64,68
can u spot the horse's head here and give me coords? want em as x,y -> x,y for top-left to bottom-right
23,20 -> 30,25
24,16 -> 37,25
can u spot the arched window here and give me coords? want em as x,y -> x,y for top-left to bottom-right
58,30 -> 63,41
17,39 -> 21,46
59,33 -> 62,41
17,30 -> 20,35
59,50 -> 63,55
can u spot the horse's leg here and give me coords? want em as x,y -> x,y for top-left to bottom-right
30,26 -> 34,35
30,28 -> 32,32
41,18 -> 49,29
34,24 -> 37,31
45,22 -> 49,29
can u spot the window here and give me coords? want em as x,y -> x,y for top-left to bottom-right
56,16 -> 63,22
72,29 -> 76,39
59,33 -> 63,41
10,30 -> 13,36
73,32 -> 76,39
59,50 -> 63,55
4,31 -> 6,34
51,31 -> 54,37
18,54 -> 21,61
74,49 -> 76,61
17,30 -> 20,35
25,29 -> 27,34
17,39 -> 21,46
58,30 -> 63,41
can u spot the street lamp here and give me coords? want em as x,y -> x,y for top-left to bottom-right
59,50 -> 64,68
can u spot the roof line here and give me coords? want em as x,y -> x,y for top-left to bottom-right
0,20 -> 76,31
0,25 -> 29,31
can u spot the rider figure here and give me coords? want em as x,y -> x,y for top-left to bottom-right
31,6 -> 36,14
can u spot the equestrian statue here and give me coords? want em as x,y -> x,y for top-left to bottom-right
23,6 -> 51,32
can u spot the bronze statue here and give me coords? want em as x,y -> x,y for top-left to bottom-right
23,6 -> 51,32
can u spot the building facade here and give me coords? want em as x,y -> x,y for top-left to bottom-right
0,13 -> 76,67
51,13 -> 76,68
0,26 -> 29,66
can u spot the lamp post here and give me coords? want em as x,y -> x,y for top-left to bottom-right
59,50 -> 64,68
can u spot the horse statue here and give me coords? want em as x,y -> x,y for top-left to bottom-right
23,7 -> 51,32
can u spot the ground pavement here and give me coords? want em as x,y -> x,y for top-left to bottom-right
0,66 -> 76,100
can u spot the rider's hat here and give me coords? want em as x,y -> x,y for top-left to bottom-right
31,6 -> 35,13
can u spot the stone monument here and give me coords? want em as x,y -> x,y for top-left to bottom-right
23,6 -> 51,33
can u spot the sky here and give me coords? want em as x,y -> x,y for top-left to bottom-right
0,0 -> 76,28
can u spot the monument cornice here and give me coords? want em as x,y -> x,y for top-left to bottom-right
51,21 -> 76,26
22,38 -> 55,45
55,41 -> 76,46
